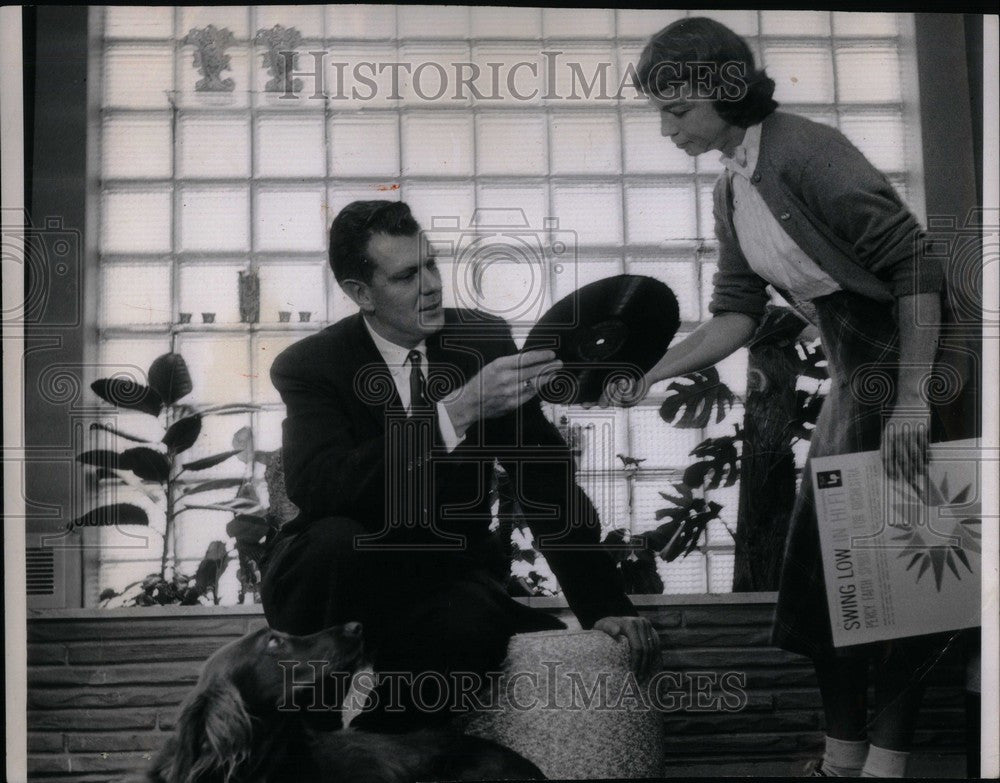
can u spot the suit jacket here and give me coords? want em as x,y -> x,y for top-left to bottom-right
270,308 -> 636,629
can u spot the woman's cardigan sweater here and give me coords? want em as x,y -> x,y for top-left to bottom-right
708,111 -> 944,322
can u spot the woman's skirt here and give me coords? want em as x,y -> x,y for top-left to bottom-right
772,289 -> 902,658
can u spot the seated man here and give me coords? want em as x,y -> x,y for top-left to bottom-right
261,200 -> 658,730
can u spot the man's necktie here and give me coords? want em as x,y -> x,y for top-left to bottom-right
407,350 -> 431,414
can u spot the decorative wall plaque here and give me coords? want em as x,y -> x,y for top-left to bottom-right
254,25 -> 303,93
182,25 -> 236,92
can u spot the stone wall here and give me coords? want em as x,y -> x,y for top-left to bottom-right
25,596 -> 970,780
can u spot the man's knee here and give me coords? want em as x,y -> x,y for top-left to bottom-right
419,581 -> 512,662
299,516 -> 369,565
262,516 -> 372,634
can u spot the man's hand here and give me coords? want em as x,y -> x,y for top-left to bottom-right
444,350 -> 562,433
593,616 -> 661,681
881,400 -> 931,498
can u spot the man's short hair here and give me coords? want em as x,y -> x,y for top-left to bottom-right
328,200 -> 421,285
634,17 -> 778,129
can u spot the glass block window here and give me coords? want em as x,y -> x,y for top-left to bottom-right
90,7 -> 923,603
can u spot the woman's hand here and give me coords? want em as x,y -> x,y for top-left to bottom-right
581,373 -> 652,409
580,313 -> 757,410
881,397 -> 931,496
881,293 -> 941,496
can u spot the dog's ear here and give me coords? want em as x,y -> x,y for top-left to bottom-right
166,678 -> 253,783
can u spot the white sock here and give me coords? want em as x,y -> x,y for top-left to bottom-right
822,736 -> 868,776
861,744 -> 909,778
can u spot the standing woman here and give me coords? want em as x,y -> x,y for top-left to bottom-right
622,18 -> 947,778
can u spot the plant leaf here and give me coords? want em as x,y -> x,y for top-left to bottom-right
601,528 -> 634,564
619,552 -> 664,594
658,483 -> 695,511
70,503 -> 149,529
233,426 -> 254,463
254,449 -> 276,465
163,415 -> 203,454
148,353 -> 193,405
517,548 -> 537,566
194,540 -> 230,596
659,368 -> 735,429
790,389 -> 825,441
182,478 -> 248,496
796,340 -> 829,380
237,481 -> 260,504
180,499 -> 265,515
182,449 -> 241,472
654,499 -> 723,562
90,378 -> 162,416
226,514 -> 270,544
77,450 -> 121,470
195,403 -> 261,416
682,462 -> 713,489
120,447 -> 170,483
683,434 -> 741,489
89,422 -> 152,444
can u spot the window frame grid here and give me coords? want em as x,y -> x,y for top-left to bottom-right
93,8 -> 914,599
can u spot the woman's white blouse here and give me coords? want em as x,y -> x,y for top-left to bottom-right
720,123 -> 842,301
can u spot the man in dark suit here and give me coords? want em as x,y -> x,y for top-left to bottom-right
261,200 -> 658,729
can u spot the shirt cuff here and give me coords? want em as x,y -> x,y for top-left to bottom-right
437,401 -> 467,452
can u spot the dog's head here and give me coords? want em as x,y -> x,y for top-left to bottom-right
211,621 -> 365,713
151,622 -> 365,783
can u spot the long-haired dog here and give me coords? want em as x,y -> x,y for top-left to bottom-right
148,622 -> 543,783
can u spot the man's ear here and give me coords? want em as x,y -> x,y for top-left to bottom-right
341,279 -> 374,313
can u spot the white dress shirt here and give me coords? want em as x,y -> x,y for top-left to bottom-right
720,123 -> 842,302
362,317 -> 466,452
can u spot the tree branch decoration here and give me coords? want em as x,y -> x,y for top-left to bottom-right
79,352 -> 269,606
182,25 -> 236,92
254,25 -> 303,93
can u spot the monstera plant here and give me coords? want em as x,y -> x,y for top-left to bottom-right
78,351 -> 272,606
603,347 -> 826,594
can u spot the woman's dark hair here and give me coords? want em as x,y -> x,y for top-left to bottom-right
634,17 -> 778,128
328,200 -> 420,284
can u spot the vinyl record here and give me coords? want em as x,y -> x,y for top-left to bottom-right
523,274 -> 680,405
